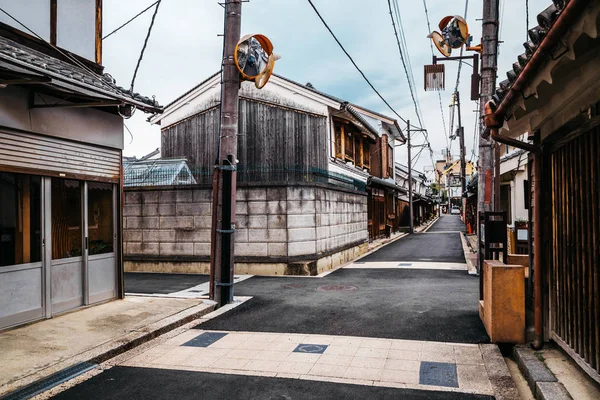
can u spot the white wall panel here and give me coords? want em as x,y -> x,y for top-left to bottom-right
0,0 -> 50,41
57,0 -> 95,60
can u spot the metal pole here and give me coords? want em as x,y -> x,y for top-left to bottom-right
455,91 -> 466,195
407,120 -> 414,234
478,0 -> 499,215
211,0 -> 241,307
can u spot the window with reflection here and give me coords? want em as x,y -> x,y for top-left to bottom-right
0,172 -> 42,267
51,178 -> 81,259
88,183 -> 113,255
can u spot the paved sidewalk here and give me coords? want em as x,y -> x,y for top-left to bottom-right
117,330 -> 495,396
0,296 -> 215,396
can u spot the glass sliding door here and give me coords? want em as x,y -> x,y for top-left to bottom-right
0,172 -> 44,329
50,178 -> 84,314
87,182 -> 117,304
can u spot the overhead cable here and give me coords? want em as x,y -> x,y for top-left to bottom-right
306,0 -> 409,126
130,0 -> 162,92
103,1 -> 160,40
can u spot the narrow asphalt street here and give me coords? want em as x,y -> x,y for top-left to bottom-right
55,215 -> 495,399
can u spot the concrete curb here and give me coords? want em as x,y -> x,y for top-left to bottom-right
0,301 -> 216,397
513,346 -> 572,400
480,344 -> 521,400
460,232 -> 478,275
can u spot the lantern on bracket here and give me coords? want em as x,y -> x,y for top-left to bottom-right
234,34 -> 280,89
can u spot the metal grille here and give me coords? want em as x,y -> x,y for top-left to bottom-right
550,127 -> 600,380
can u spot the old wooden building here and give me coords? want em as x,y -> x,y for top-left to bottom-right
151,73 -> 405,241
484,0 -> 600,382
0,1 -> 161,330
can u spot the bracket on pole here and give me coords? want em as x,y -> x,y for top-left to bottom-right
431,54 -> 480,100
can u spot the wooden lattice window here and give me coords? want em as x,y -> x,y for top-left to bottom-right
345,131 -> 354,162
334,124 -> 342,158
363,139 -> 370,168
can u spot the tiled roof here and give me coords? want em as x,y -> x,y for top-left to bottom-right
0,35 -> 161,112
491,0 -> 568,109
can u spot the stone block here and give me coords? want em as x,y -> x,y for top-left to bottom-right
158,203 -> 176,216
248,228 -> 287,243
194,242 -> 211,256
124,191 -> 141,204
174,229 -> 211,243
176,202 -> 211,216
288,240 -> 316,256
235,215 -> 249,229
288,214 -> 315,228
123,204 -> 141,217
287,200 -> 316,214
287,187 -> 316,201
268,215 -> 286,229
194,216 -> 212,229
123,229 -> 142,242
235,228 -> 249,243
247,188 -> 267,201
514,346 -> 557,395
235,242 -> 268,257
141,203 -> 159,216
160,216 -> 194,229
193,189 -> 212,202
288,228 -> 316,242
175,190 -> 193,203
535,382 -> 572,400
143,230 -> 175,242
236,201 -> 248,215
158,190 -> 176,203
248,201 -> 268,215
317,226 -> 330,240
127,242 -> 159,255
141,191 -> 159,203
267,187 -> 286,201
248,215 -> 267,228
160,242 -> 194,256
268,243 -> 287,256
267,201 -> 286,214
127,217 -> 159,229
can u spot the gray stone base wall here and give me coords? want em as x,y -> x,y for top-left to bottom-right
123,183 -> 368,275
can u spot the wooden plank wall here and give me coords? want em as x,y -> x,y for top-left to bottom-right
161,99 -> 328,179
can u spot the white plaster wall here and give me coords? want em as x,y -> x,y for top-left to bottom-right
56,0 -> 96,60
0,0 -> 50,40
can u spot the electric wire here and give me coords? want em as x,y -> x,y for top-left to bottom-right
130,0 -> 161,92
305,0 -> 409,126
103,1 -> 160,40
526,0 -> 529,40
387,0 -> 423,128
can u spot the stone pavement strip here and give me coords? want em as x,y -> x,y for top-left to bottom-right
119,330 -> 495,397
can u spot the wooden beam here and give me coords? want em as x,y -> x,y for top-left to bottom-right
96,0 -> 103,64
31,100 -> 121,109
50,0 -> 57,45
340,124 -> 345,159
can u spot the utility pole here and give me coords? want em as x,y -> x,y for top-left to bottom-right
478,0 -> 500,217
407,120 -> 413,234
211,0 -> 241,307
454,91 -> 466,196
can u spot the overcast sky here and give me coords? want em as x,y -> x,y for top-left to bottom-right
103,0 -> 548,177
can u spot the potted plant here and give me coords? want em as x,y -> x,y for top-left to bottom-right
514,217 -> 528,229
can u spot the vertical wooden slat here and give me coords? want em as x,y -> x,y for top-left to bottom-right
50,0 -> 57,45
582,132 -> 591,365
95,0 -> 103,64
590,128 -> 600,372
574,138 -> 582,356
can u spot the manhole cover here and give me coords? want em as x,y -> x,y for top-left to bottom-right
317,284 -> 358,292
281,283 -> 304,289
